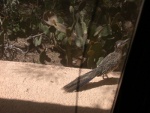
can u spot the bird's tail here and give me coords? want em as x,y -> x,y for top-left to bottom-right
63,70 -> 97,92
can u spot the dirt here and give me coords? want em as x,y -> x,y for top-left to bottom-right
1,37 -> 126,71
1,38 -> 65,67
0,61 -> 121,113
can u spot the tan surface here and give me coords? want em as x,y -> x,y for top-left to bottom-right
0,61 -> 121,113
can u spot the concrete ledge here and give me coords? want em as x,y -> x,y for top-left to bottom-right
0,61 -> 121,113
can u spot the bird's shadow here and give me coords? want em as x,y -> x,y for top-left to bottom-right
79,77 -> 120,92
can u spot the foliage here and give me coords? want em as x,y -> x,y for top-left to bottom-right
0,0 -> 142,68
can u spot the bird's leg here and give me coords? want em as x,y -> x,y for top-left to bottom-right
102,74 -> 109,79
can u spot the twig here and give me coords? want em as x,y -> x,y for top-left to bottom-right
26,33 -> 44,40
4,43 -> 29,54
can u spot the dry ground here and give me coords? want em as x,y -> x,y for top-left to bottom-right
0,61 -> 121,113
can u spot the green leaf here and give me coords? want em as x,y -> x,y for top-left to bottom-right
81,21 -> 87,34
99,25 -> 112,37
75,22 -> 83,37
57,32 -> 66,41
96,57 -> 104,67
33,36 -> 42,47
69,6 -> 74,13
94,26 -> 103,36
75,37 -> 84,48
39,23 -> 50,35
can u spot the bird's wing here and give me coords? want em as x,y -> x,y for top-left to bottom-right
96,52 -> 121,75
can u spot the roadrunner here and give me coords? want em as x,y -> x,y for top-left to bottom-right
63,38 -> 130,92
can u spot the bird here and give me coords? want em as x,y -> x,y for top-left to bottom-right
63,38 -> 130,92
